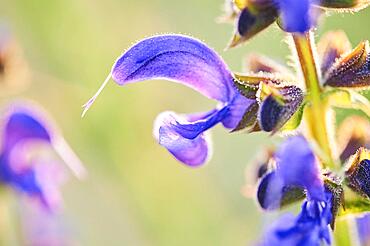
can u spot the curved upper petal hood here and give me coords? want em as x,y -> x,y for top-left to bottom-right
275,136 -> 324,200
259,136 -> 325,209
111,35 -> 235,102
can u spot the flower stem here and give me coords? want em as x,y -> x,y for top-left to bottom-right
292,31 -> 335,168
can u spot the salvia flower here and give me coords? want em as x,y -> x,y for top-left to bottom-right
261,190 -> 333,246
224,0 -> 370,47
0,102 -> 86,210
258,136 -> 333,245
236,31 -> 370,130
83,35 -> 304,166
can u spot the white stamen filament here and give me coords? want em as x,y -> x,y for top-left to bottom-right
81,73 -> 112,117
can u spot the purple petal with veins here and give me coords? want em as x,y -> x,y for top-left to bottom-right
111,35 -> 235,102
275,135 -> 324,200
83,35 -> 255,165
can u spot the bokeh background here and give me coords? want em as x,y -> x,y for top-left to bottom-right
0,1 -> 370,245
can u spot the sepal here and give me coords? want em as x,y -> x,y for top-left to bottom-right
231,101 -> 259,131
228,7 -> 277,48
323,173 -> 344,228
324,41 -> 370,89
233,75 -> 304,132
318,0 -> 370,11
258,84 -> 304,132
257,171 -> 306,210
233,75 -> 261,99
318,30 -> 352,76
280,102 -> 305,131
337,116 -> 370,162
345,148 -> 370,199
245,53 -> 292,75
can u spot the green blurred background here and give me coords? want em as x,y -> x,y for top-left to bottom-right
0,1 -> 370,245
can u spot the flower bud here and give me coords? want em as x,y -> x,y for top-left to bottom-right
319,0 -> 370,11
345,148 -> 370,199
317,30 -> 352,76
337,116 -> 370,162
258,84 -> 303,132
324,41 -> 370,88
228,7 -> 277,48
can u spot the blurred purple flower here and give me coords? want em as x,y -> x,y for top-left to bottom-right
0,102 -> 86,210
357,213 -> 370,245
259,136 -> 333,245
83,35 -> 254,167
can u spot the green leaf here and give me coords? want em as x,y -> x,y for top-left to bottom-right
322,88 -> 370,117
232,101 -> 259,132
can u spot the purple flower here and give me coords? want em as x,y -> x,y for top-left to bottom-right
273,0 -> 319,33
357,213 -> 370,245
83,35 -> 254,167
258,136 -> 333,245
0,102 -> 86,210
261,190 -> 332,246
258,136 -> 325,207
228,0 -> 320,46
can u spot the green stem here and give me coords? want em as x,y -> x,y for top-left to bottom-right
292,32 -> 335,168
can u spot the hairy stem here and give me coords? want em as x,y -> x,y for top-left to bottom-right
292,31 -> 335,168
